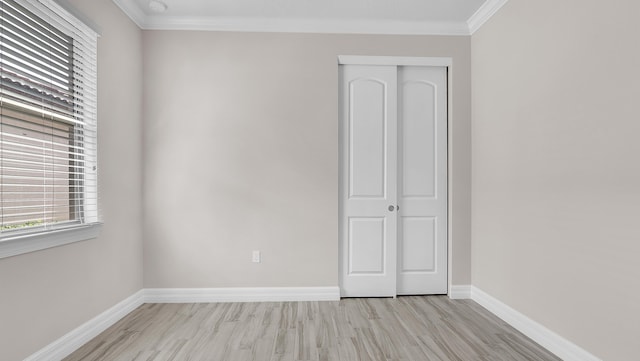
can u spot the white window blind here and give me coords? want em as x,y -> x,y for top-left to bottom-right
0,0 -> 98,238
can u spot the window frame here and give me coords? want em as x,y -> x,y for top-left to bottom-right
0,0 -> 100,259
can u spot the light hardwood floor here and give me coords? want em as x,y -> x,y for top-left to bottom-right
64,296 -> 560,361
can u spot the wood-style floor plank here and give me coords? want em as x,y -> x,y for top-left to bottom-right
64,296 -> 560,361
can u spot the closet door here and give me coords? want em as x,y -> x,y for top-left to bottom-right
339,62 -> 447,298
397,66 -> 448,295
339,65 -> 398,297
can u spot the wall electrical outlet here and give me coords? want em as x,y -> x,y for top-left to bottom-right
252,250 -> 261,263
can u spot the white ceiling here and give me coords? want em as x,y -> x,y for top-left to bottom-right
112,0 -> 508,35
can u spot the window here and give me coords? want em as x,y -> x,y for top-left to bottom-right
0,0 -> 99,258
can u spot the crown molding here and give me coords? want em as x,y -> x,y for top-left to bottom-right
112,0 -> 146,28
142,16 -> 470,36
467,0 -> 509,34
113,0 -> 509,35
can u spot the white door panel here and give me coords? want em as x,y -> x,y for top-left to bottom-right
401,80 -> 436,198
340,63 -> 446,297
397,66 -> 447,295
400,216 -> 436,272
339,65 -> 397,298
348,78 -> 387,198
348,217 -> 386,274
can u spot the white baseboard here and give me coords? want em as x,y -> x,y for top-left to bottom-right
24,290 -> 145,361
26,287 -> 340,360
144,286 -> 341,303
448,284 -> 471,299
29,286 -> 599,361
471,286 -> 601,361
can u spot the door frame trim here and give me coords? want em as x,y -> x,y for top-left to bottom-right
337,55 -> 455,297
338,55 -> 452,67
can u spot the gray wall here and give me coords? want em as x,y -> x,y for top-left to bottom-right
471,0 -> 640,360
0,1 -> 144,360
5,0 -> 637,358
141,31 -> 472,288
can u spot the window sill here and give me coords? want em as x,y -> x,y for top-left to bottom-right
0,223 -> 103,260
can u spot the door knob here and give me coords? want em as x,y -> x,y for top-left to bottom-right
388,205 -> 395,212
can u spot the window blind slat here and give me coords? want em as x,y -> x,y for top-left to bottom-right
0,1 -> 71,51
0,61 -> 72,96
0,11 -> 71,85
0,39 -> 70,82
0,13 -> 71,63
0,33 -> 70,77
1,0 -> 98,234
